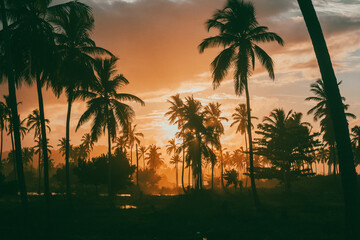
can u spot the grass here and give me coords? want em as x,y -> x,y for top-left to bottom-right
0,176 -> 354,240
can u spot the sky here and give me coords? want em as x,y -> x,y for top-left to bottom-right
1,0 -> 360,163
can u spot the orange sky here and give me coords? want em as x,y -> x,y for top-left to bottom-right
1,0 -> 360,165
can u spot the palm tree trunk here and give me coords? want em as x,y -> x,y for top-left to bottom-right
297,0 -> 359,234
136,144 -> 139,187
130,146 -> 133,165
10,131 -> 16,181
181,146 -> 187,193
107,124 -> 113,207
65,97 -> 72,200
38,141 -> 41,194
220,147 -> 225,189
143,154 -> 145,169
244,82 -> 261,209
211,161 -> 214,190
36,74 -> 51,203
0,128 -> 3,163
0,0 -> 28,215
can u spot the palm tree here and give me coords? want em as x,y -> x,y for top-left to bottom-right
81,133 -> 94,161
203,102 -> 228,190
351,126 -> 360,167
0,0 -> 28,212
165,94 -> 187,192
124,123 -> 144,166
76,57 -> 144,204
138,145 -> 148,169
199,0 -> 283,207
146,145 -> 164,170
297,0 -> 359,233
0,99 -> 8,163
27,109 -> 50,195
306,79 -> 355,175
166,138 -> 180,187
49,1 -> 111,199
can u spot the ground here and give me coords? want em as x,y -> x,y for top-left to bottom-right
0,176 -> 354,240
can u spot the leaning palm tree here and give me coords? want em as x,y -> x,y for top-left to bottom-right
49,1 -> 112,199
166,138 -> 180,187
76,57 -> 144,205
199,0 -> 283,207
297,0 -> 359,234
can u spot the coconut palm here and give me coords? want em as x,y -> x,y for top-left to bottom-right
165,94 -> 187,192
49,1 -> 112,199
76,57 -> 144,204
298,0 -> 359,233
351,126 -> 360,167
138,145 -> 148,169
81,133 -> 94,161
306,79 -> 355,175
166,138 -> 180,187
203,102 -> 228,190
124,123 -> 143,166
27,109 -> 51,195
0,0 -> 28,211
199,0 -> 283,207
146,145 -> 164,170
0,99 -> 8,163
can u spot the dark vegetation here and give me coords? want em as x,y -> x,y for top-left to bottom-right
1,0 -> 359,239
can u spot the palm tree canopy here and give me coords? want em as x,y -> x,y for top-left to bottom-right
146,144 -> 164,169
26,109 -> 51,139
76,57 -> 144,142
230,103 -> 257,134
199,0 -> 283,95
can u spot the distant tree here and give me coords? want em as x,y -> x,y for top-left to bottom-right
146,145 -> 164,170
204,102 -> 228,190
255,109 -> 319,192
138,145 -> 148,169
138,168 -> 161,194
0,99 -> 9,163
123,123 -> 143,166
199,0 -> 284,207
306,79 -> 355,175
76,57 -> 144,205
224,169 -> 239,190
80,133 -> 94,161
351,126 -> 360,167
166,139 -> 180,187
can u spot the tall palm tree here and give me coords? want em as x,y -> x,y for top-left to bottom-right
146,145 -> 164,170
27,109 -> 50,194
297,0 -> 359,233
199,0 -> 283,207
306,79 -> 355,175
203,102 -> 228,190
76,57 -> 144,204
166,138 -> 180,187
124,123 -> 143,166
49,1 -> 111,199
165,94 -> 187,192
0,0 -> 28,212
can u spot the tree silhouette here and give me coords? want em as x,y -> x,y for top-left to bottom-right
49,1 -> 112,199
297,0 -> 359,233
146,145 -> 164,170
203,102 -> 228,190
255,109 -> 319,192
27,109 -> 50,194
351,126 -> 360,167
76,57 -> 144,205
123,123 -> 143,166
199,0 -> 283,207
166,138 -> 180,188
306,79 -> 355,175
0,0 -> 28,213
138,145 -> 148,169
